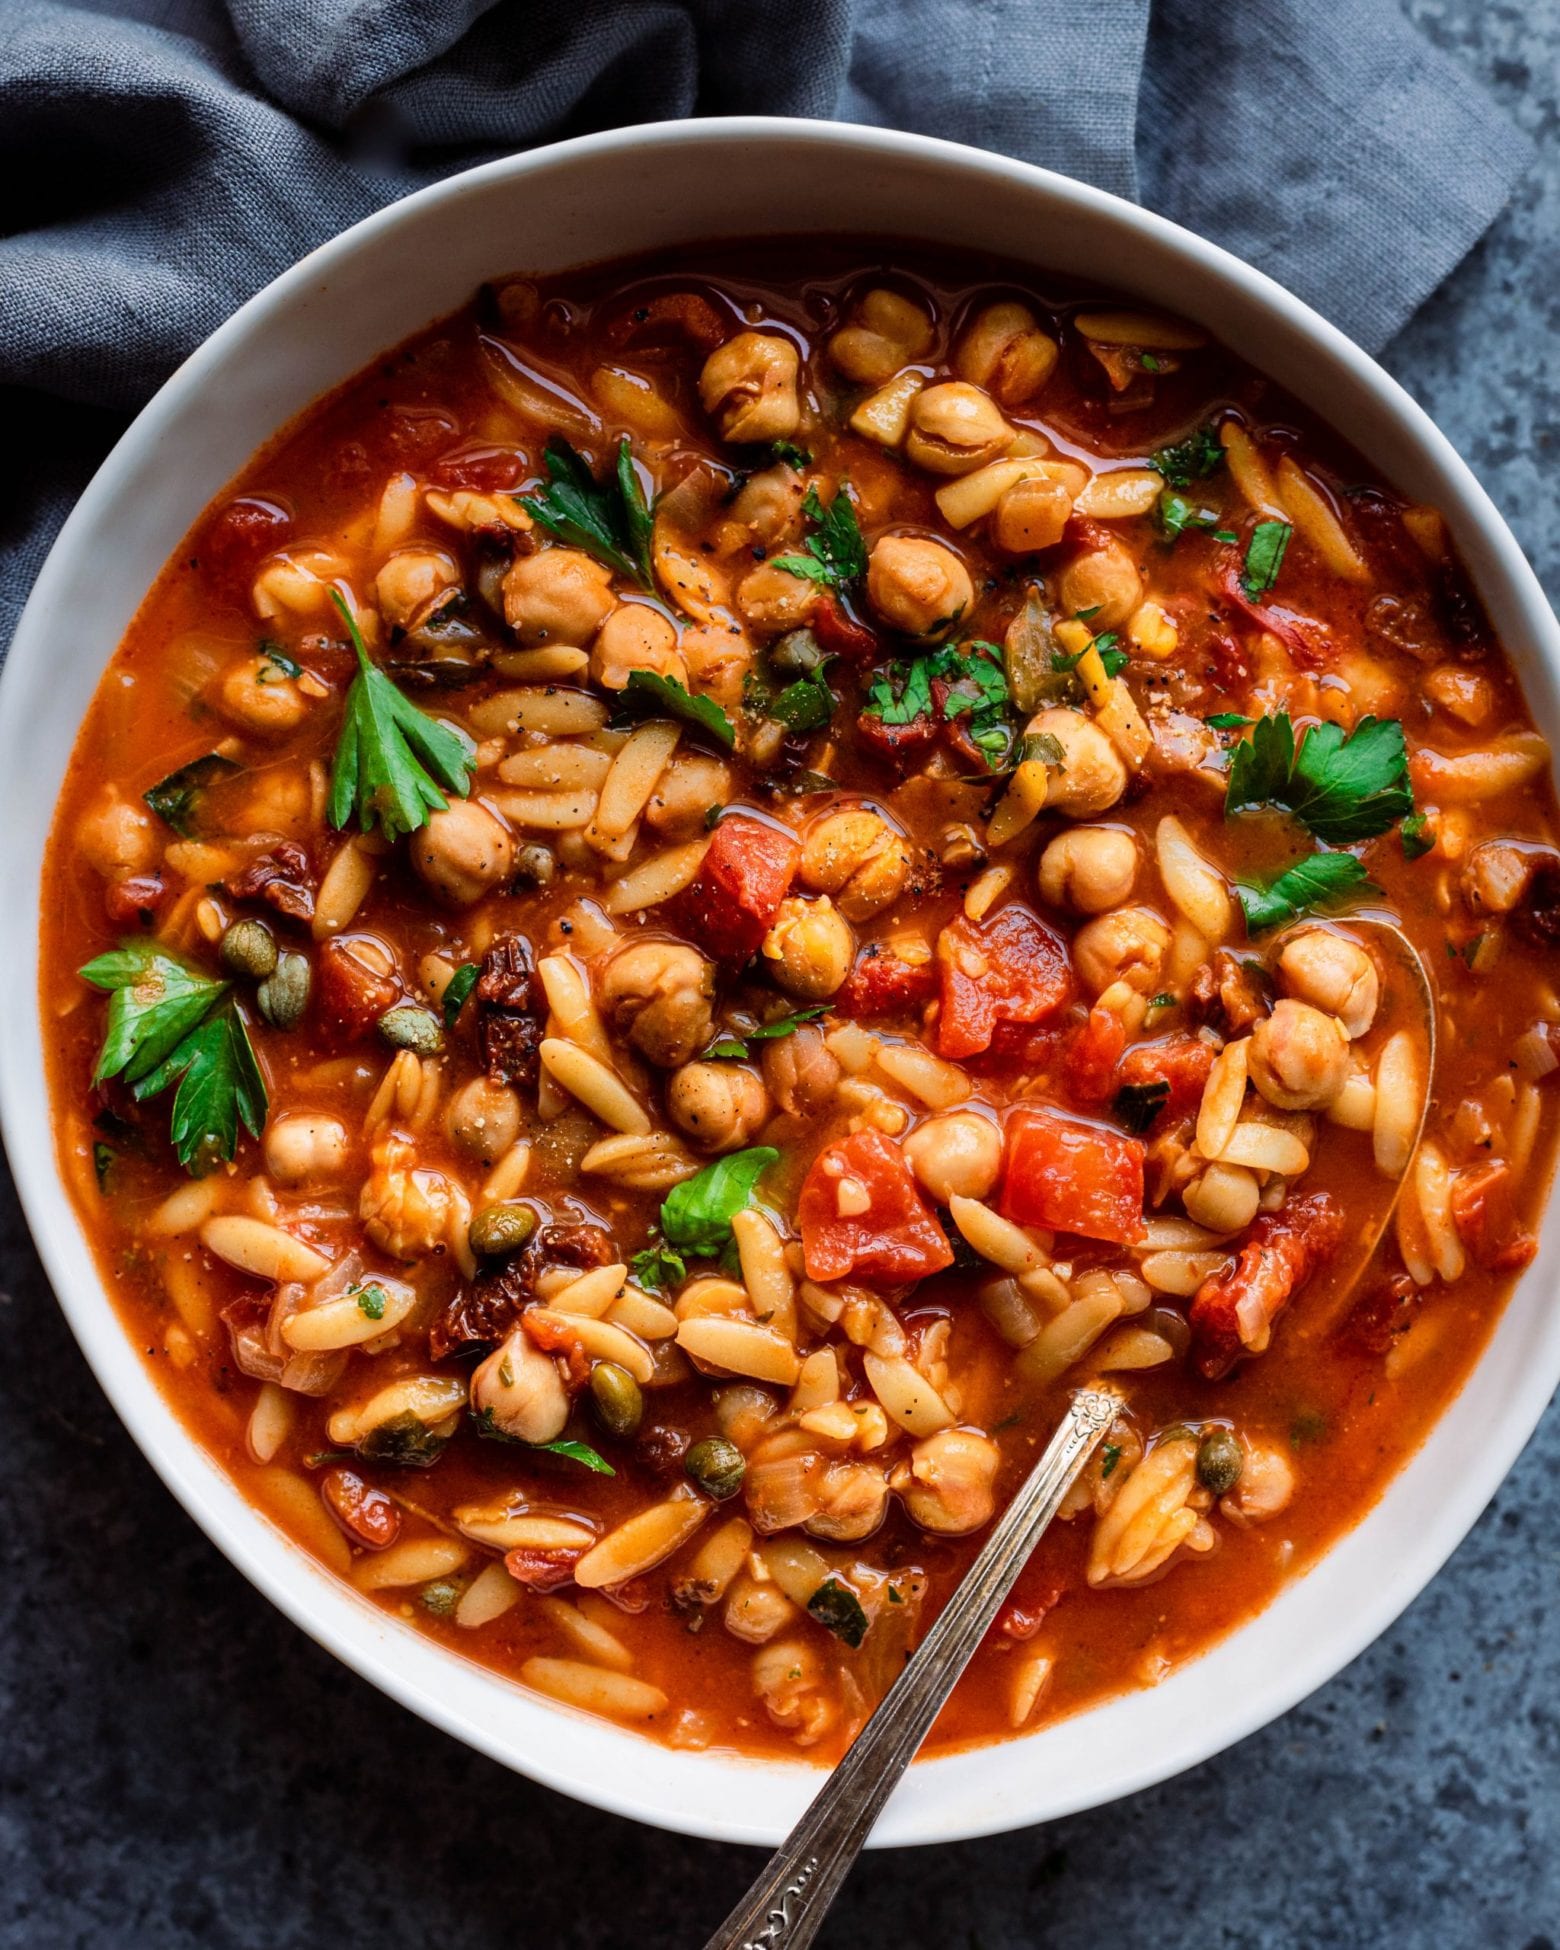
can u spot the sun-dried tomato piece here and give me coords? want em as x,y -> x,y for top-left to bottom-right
226,841 -> 317,926
1450,1161 -> 1537,1272
430,1222 -> 612,1361
315,935 -> 400,1047
857,711 -> 939,764
103,873 -> 167,928
1115,1035 -> 1217,1124
811,594 -> 881,664
504,1546 -> 584,1593
319,1467 -> 402,1550
429,445 -> 525,492
474,934 -> 544,1088
603,291 -> 728,357
1344,1272 -> 1422,1356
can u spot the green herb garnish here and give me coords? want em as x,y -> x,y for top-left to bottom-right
1150,421 -> 1224,489
1100,1443 -> 1122,1480
353,1282 -> 388,1321
635,1146 -> 780,1287
808,1577 -> 869,1649
1206,712 -> 1253,730
1401,811 -> 1434,861
770,440 -> 812,471
618,669 -> 736,751
769,669 -> 836,734
865,639 -> 1013,768
143,754 -> 242,837
442,962 -> 480,1027
1235,852 -> 1377,934
1155,490 -> 1225,543
326,591 -> 475,841
1112,1079 -> 1171,1135
1240,519 -> 1293,599
704,1008 -> 826,1060
772,485 -> 867,591
519,436 -> 653,586
92,1141 -> 116,1190
79,942 -> 267,1174
530,1438 -> 616,1476
1225,712 -> 1413,844
257,641 -> 303,679
1052,633 -> 1128,679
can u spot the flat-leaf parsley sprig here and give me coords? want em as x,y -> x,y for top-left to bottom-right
772,485 -> 867,591
1224,711 -> 1413,844
519,436 -> 654,587
80,942 -> 267,1173
327,590 -> 475,842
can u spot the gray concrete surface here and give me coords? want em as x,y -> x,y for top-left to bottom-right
1,2 -> 1555,1943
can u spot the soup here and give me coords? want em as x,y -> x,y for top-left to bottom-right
42,242 -> 1560,1762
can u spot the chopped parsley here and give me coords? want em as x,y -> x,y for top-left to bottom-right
768,668 -> 836,734
257,641 -> 303,680
1155,490 -> 1225,543
771,484 -> 867,591
808,1577 -> 869,1648
442,962 -> 480,1027
1206,711 -> 1254,731
79,942 -> 267,1174
1401,811 -> 1435,861
353,1282 -> 388,1321
1100,1443 -> 1122,1480
518,435 -> 653,586
1240,519 -> 1293,599
1150,421 -> 1224,489
1112,1079 -> 1171,1135
142,753 -> 241,837
616,668 -> 736,751
1053,632 -> 1128,679
530,1438 -> 615,1475
705,1007 -> 826,1060
326,591 -> 475,842
770,439 -> 812,471
865,639 -> 1014,769
1224,711 -> 1414,844
1235,852 -> 1377,934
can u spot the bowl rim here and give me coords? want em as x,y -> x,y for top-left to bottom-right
5,113 -> 1559,1849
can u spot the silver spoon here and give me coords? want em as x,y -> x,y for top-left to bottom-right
700,1386 -> 1120,1950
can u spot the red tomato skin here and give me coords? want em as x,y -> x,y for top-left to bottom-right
1115,1034 -> 1217,1124
674,816 -> 799,964
936,903 -> 1073,1060
798,1129 -> 954,1285
837,947 -> 938,1021
811,594 -> 881,664
1064,1004 -> 1127,1107
999,1107 -> 1146,1246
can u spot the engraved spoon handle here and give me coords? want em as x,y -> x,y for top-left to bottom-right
700,1387 -> 1119,1950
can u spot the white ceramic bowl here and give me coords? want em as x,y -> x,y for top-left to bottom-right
4,118 -> 1557,1848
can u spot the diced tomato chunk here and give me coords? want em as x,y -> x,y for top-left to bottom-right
521,1309 -> 591,1389
1344,1272 -> 1422,1356
837,945 -> 937,1021
319,1467 -> 401,1551
674,815 -> 799,964
999,1107 -> 1146,1245
199,494 -> 291,590
1064,1004 -> 1127,1107
1450,1161 -> 1537,1273
1115,1035 -> 1217,1124
811,594 -> 881,664
936,903 -> 1072,1061
103,873 -> 167,929
857,711 -> 938,764
798,1129 -> 954,1286
1188,1191 -> 1342,1378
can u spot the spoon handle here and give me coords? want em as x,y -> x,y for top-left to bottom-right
700,1387 -> 1119,1950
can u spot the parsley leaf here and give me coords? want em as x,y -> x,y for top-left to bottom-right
1206,711 -> 1253,730
771,485 -> 867,590
1235,852 -> 1377,933
1113,1079 -> 1171,1135
704,1007 -> 825,1060
1151,422 -> 1224,488
353,1282 -> 388,1321
1241,519 -> 1293,599
630,1244 -> 687,1291
143,754 -> 242,837
519,436 -> 654,585
1156,490 -> 1226,543
1225,712 -> 1413,844
865,640 -> 1014,768
1401,811 -> 1434,861
1100,1443 -> 1122,1480
79,942 -> 267,1173
808,1577 -> 869,1648
1053,633 -> 1129,679
530,1438 -> 615,1476
326,591 -> 475,841
442,962 -> 480,1027
618,668 -> 736,750
770,440 -> 812,471
769,669 -> 836,733
257,641 -> 303,679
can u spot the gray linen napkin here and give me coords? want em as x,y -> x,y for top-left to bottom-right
0,0 -> 1532,650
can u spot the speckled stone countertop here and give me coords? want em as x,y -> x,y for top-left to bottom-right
2,4 -> 1556,1945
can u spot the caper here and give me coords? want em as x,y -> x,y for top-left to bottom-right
256,950 -> 311,1030
684,1434 -> 745,1501
513,843 -> 556,889
1196,1427 -> 1244,1496
590,1361 -> 644,1441
378,1003 -> 444,1054
769,627 -> 827,677
219,916 -> 278,980
468,1201 -> 537,1259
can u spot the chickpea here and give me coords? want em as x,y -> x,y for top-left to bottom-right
1026,708 -> 1128,817
991,474 -> 1073,554
698,332 -> 801,443
216,653 -> 308,738
866,534 -> 974,638
903,1111 -> 1002,1203
1183,1161 -> 1261,1234
1057,537 -> 1143,631
762,1021 -> 842,1118
898,1428 -> 1000,1536
761,895 -> 854,1001
77,790 -> 158,879
469,1327 -> 569,1445
750,1637 -> 834,1745
1221,1437 -> 1294,1526
263,1112 -> 348,1187
1277,928 -> 1380,1040
644,752 -> 733,837
828,288 -> 935,385
1460,839 -> 1531,917
1073,905 -> 1172,996
1038,826 -> 1138,914
446,1075 -> 523,1165
502,546 -> 616,644
598,939 -> 715,1069
409,800 -> 515,907
668,1060 -> 771,1153
903,382 -> 1013,476
736,559 -> 819,635
953,301 -> 1059,405
374,547 -> 459,632
590,600 -> 686,691
724,1572 -> 799,1645
726,464 -> 806,546
1249,998 -> 1349,1111
799,808 -> 911,922
805,1461 -> 890,1543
